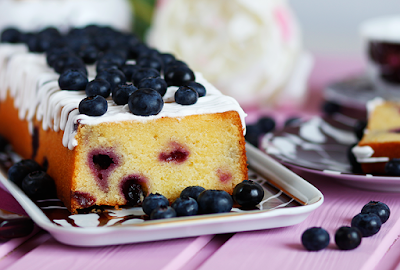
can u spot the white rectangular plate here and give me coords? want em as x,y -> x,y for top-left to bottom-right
0,143 -> 323,247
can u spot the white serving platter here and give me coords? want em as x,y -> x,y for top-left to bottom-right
0,143 -> 323,247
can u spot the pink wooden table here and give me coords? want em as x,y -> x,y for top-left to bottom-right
3,55 -> 400,270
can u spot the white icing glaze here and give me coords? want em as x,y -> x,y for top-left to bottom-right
147,0 -> 303,107
0,44 -> 247,150
352,145 -> 389,163
360,16 -> 400,42
299,117 -> 325,143
0,0 -> 133,33
366,97 -> 384,118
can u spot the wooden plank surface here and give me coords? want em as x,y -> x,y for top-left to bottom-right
197,171 -> 400,270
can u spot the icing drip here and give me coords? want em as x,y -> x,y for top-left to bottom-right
352,145 -> 389,163
0,44 -> 247,150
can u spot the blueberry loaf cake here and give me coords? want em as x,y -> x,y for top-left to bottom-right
0,26 -> 247,213
352,98 -> 400,174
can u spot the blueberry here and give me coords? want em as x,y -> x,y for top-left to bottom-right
21,171 -> 57,200
96,68 -> 126,91
85,79 -> 111,98
150,206 -> 177,220
164,66 -> 195,86
245,124 -> 262,148
130,43 -> 151,59
53,55 -> 85,74
128,88 -> 164,116
232,180 -> 264,207
385,159 -> 400,176
79,95 -> 108,116
8,159 -> 42,187
46,47 -> 74,67
335,226 -> 362,250
361,201 -> 390,223
351,213 -> 382,237
121,64 -> 141,82
197,190 -> 233,214
159,53 -> 176,66
136,56 -> 163,72
77,44 -> 99,64
171,196 -> 199,216
0,135 -> 9,153
322,101 -> 341,115
301,227 -> 330,251
1,28 -> 21,43
180,186 -> 205,200
137,77 -> 168,97
142,193 -> 169,216
131,68 -> 160,86
98,52 -> 126,68
184,81 -> 206,97
354,120 -> 367,140
112,84 -> 138,105
175,86 -> 198,105
122,181 -> 144,206
58,69 -> 88,90
96,60 -> 120,73
257,117 -> 275,133
164,60 -> 188,75
347,143 -> 363,173
26,34 -> 44,53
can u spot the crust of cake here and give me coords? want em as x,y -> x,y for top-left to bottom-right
0,95 -> 247,213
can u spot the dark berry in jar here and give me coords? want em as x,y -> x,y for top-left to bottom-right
175,86 -> 198,105
128,88 -> 164,116
232,180 -> 264,207
131,68 -> 160,86
164,66 -> 195,86
180,186 -> 205,201
257,116 -> 275,133
79,95 -> 108,116
301,227 -> 330,251
361,201 -> 390,223
184,81 -> 206,97
58,69 -> 88,90
8,159 -> 42,188
384,159 -> 400,176
142,193 -> 169,216
245,124 -> 262,148
347,143 -> 363,173
171,196 -> 199,216
322,101 -> 341,115
22,171 -> 57,200
96,68 -> 126,91
150,206 -> 177,220
112,84 -> 138,105
121,64 -> 141,82
85,79 -> 111,98
136,55 -> 163,72
334,226 -> 362,250
138,77 -> 168,97
354,120 -> 367,140
1,28 -> 21,43
351,213 -> 382,237
197,190 -> 233,214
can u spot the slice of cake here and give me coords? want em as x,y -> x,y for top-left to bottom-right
0,26 -> 247,213
352,98 -> 400,174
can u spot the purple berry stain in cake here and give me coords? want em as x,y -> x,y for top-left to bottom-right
390,127 -> 400,133
120,174 -> 148,206
217,167 -> 233,183
159,142 -> 189,164
72,191 -> 96,208
88,148 -> 120,192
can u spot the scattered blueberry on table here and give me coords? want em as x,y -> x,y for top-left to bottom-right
361,201 -> 390,223
301,227 -> 330,251
351,213 -> 382,237
335,226 -> 362,250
